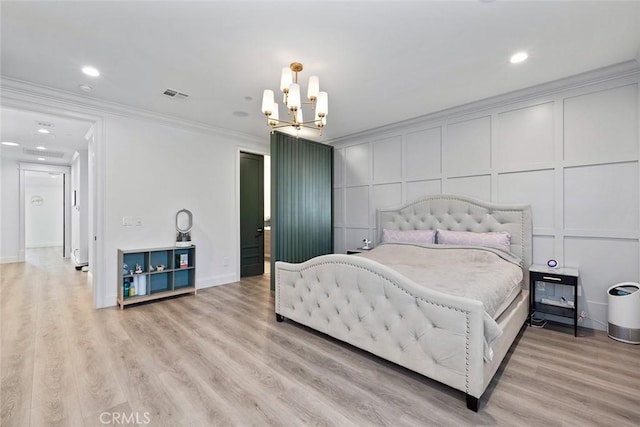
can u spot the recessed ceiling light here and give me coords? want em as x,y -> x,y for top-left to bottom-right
79,84 -> 93,92
510,51 -> 528,64
1,141 -> 19,146
37,157 -> 46,161
38,129 -> 50,134
82,66 -> 100,77
36,146 -> 47,150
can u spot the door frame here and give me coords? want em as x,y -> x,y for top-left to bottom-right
1,90 -> 106,308
235,146 -> 269,280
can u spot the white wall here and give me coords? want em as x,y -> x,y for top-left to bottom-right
71,150 -> 89,265
24,171 -> 64,248
102,114 -> 266,307
0,157 -> 20,262
332,64 -> 640,331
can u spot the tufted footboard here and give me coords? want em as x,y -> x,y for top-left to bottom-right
275,254 -> 488,409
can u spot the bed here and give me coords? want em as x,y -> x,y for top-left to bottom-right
274,194 -> 532,411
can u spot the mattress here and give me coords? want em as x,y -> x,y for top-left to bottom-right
356,243 -> 524,359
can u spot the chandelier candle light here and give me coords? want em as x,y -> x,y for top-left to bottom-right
261,62 -> 328,136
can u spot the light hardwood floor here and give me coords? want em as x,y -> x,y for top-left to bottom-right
2,247 -> 639,426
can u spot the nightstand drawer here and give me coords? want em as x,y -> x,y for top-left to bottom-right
530,271 -> 578,287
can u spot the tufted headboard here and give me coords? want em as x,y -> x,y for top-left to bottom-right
377,194 -> 532,269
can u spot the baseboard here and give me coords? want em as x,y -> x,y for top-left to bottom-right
102,295 -> 117,309
26,243 -> 63,248
0,256 -> 19,264
197,273 -> 237,289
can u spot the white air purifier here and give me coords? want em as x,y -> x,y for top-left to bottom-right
607,282 -> 640,344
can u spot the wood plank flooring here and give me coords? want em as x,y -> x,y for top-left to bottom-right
2,247 -> 639,426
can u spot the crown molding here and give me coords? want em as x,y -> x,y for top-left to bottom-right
0,76 -> 265,146
327,60 -> 640,145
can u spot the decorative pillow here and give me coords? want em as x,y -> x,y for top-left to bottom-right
436,229 -> 511,253
381,229 -> 436,245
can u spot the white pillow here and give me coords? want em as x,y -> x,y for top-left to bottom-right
381,229 -> 436,245
436,229 -> 511,253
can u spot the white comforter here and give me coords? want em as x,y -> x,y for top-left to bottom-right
356,243 -> 523,360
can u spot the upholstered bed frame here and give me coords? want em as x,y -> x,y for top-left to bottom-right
275,194 -> 532,410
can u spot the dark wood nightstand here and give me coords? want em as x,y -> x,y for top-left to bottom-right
529,264 -> 580,336
346,247 -> 373,255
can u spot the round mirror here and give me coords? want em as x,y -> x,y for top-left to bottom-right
176,209 -> 193,233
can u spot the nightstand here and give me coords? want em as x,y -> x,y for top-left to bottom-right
529,264 -> 580,336
346,247 -> 373,255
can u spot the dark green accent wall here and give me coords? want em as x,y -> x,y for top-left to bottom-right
270,132 -> 333,290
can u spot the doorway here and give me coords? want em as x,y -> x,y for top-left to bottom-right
2,101 -> 102,307
240,151 -> 265,277
24,170 -> 64,258
19,163 -> 71,261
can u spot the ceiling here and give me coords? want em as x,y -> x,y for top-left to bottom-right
2,1 -> 640,162
0,107 -> 92,165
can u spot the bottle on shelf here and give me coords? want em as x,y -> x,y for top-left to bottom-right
137,274 -> 147,295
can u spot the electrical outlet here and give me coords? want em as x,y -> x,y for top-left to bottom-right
223,257 -> 229,267
122,216 -> 133,226
135,217 -> 142,226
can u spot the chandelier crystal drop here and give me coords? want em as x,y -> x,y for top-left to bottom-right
261,62 -> 328,136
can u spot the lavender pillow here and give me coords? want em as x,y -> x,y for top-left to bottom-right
381,229 -> 436,245
437,229 -> 511,253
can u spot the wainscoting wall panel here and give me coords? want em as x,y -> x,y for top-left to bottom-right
445,174 -> 492,201
372,135 -> 402,183
331,63 -> 640,331
564,162 -> 638,232
406,179 -> 442,203
497,169 -> 556,230
444,116 -> 492,176
495,102 -> 555,168
405,127 -> 442,180
345,143 -> 370,186
564,84 -> 638,164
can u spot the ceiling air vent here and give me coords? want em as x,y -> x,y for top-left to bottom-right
23,148 -> 65,158
162,89 -> 190,100
36,121 -> 54,128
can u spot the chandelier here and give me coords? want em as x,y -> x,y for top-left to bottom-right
261,62 -> 328,135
